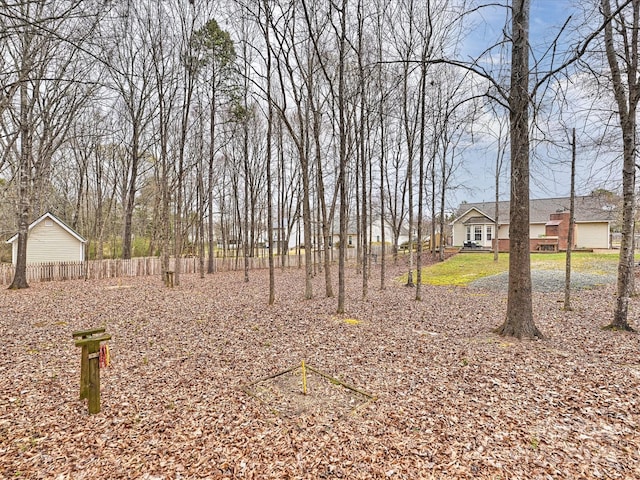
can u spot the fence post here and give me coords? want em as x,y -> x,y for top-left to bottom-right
72,328 -> 111,414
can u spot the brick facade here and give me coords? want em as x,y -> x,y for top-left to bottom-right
492,211 -> 577,252
547,211 -> 576,250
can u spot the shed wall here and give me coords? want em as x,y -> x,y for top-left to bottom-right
24,220 -> 84,264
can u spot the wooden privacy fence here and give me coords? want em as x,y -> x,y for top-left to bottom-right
0,247 -> 373,285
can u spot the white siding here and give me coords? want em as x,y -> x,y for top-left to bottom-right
576,222 -> 609,249
451,208 -> 498,247
452,208 -> 490,246
25,221 -> 84,263
369,219 -> 402,245
452,222 -> 466,246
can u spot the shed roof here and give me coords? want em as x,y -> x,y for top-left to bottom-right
6,212 -> 87,244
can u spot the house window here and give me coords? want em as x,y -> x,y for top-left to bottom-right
474,225 -> 482,241
486,225 -> 493,241
348,235 -> 353,246
466,226 -> 472,241
45,220 -> 53,227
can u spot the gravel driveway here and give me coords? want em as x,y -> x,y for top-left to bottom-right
468,270 -> 616,292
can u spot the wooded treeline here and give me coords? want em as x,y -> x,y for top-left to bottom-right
1,0 -> 638,335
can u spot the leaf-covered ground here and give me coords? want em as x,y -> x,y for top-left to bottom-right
1,258 -> 639,479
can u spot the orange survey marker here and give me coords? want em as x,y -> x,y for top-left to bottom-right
99,343 -> 111,368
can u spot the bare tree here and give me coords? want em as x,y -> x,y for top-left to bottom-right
261,0 -> 276,304
173,1 -> 200,286
336,0 -> 349,314
492,108 -> 508,262
600,0 -> 639,331
415,55 -> 427,301
356,0 -> 369,299
301,6 -> 337,299
564,128 -> 577,311
3,0 -> 100,288
266,0 -> 333,300
397,0 -> 419,288
103,1 -> 155,260
374,0 -> 391,289
191,18 -> 235,274
145,1 -> 178,281
460,0 -> 634,337
494,0 -> 543,338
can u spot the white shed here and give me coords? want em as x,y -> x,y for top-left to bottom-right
6,212 -> 87,265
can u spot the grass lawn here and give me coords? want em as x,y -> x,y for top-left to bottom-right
404,251 -> 620,286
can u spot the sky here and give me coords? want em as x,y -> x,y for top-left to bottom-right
451,0 -> 616,208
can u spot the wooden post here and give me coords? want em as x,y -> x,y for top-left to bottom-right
164,270 -> 174,287
87,340 -> 101,414
72,327 -> 105,400
73,330 -> 111,414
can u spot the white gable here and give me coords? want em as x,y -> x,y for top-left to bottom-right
6,212 -> 86,265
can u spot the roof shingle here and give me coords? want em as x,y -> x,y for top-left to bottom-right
455,195 -> 616,224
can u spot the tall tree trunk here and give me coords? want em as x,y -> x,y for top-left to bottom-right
492,114 -> 507,262
95,154 -> 105,262
496,0 -> 543,339
602,0 -> 638,331
564,128 -> 576,311
375,6 -> 388,287
430,144 -> 437,258
243,124 -> 250,283
439,155 -> 447,262
263,0 -> 275,304
403,58 -> 416,288
357,0 -> 368,299
415,61 -> 427,302
175,79 -> 194,286
208,70 -> 217,274
405,119 -> 415,286
9,51 -> 32,290
301,147 -> 314,299
493,150 -> 501,262
197,116 -> 206,280
313,109 -> 334,298
379,82 -> 387,290
160,122 -> 170,279
72,152 -> 87,231
337,0 -> 348,314
122,130 -> 138,260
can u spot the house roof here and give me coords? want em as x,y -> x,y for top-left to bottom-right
453,195 -> 617,225
6,212 -> 87,244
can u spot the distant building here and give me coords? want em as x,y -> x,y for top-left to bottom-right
451,196 -> 615,250
6,212 -> 87,264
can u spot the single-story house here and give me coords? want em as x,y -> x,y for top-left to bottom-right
6,212 -> 87,265
451,196 -> 616,250
329,217 -> 409,248
268,217 -> 408,250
